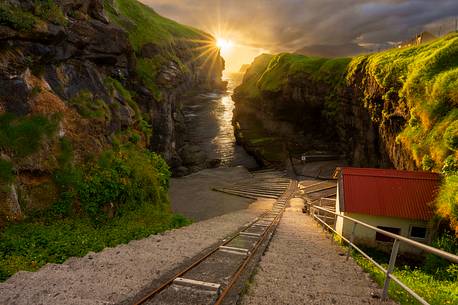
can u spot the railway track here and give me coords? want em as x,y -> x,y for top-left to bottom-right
133,175 -> 297,305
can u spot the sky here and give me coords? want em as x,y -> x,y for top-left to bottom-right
140,0 -> 458,72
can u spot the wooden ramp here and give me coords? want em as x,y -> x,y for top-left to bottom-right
213,169 -> 290,200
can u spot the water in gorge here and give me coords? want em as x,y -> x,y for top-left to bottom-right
181,77 -> 258,169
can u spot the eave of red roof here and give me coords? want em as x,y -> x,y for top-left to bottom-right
340,167 -> 441,221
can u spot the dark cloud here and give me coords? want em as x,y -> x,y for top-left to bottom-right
140,0 -> 458,53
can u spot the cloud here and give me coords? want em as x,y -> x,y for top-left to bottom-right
139,0 -> 458,52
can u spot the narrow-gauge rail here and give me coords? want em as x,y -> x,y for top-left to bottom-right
133,179 -> 297,305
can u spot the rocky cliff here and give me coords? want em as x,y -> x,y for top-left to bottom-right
232,53 -> 391,168
0,0 -> 225,222
233,34 -> 458,230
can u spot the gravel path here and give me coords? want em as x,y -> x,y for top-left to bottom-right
0,201 -> 272,305
241,198 -> 398,305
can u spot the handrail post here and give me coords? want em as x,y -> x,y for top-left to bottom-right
346,222 -> 357,261
382,239 -> 400,300
331,214 -> 338,244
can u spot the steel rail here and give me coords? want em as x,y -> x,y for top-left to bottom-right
132,210 -> 271,305
214,181 -> 297,305
134,180 -> 297,305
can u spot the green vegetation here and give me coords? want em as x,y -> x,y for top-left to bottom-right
104,0 -> 214,101
52,144 -> 171,222
136,57 -> 163,100
349,233 -> 458,305
233,53 -> 274,100
0,3 -> 36,31
32,0 -> 66,25
234,53 -> 349,124
0,206 -> 189,281
104,0 -> 205,51
0,1 -> 65,31
0,113 -> 59,160
235,53 -> 349,99
0,143 -> 189,281
105,77 -> 142,121
69,91 -> 111,121
257,54 -> 350,93
353,252 -> 457,305
237,33 -> 458,232
0,159 -> 14,184
347,33 -> 458,232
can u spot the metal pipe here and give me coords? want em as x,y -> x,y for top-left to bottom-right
312,205 -> 458,263
308,201 -> 458,305
382,239 -> 400,299
346,222 -> 357,261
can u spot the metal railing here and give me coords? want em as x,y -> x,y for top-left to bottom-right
307,203 -> 458,305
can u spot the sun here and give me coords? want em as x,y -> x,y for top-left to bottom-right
216,38 -> 233,53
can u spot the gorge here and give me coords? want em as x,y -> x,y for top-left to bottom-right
0,0 -> 456,296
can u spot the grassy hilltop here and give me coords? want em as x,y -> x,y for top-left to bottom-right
104,0 -> 221,99
235,33 -> 458,233
348,33 -> 458,233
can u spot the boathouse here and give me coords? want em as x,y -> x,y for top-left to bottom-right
335,167 -> 441,254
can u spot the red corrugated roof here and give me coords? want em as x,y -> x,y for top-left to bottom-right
340,167 -> 441,221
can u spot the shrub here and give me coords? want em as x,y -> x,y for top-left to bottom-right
51,146 -> 171,224
424,233 -> 458,281
139,119 -> 153,142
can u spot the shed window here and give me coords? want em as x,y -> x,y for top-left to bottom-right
375,226 -> 400,242
410,226 -> 427,239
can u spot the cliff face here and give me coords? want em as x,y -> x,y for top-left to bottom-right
233,34 -> 458,231
0,0 -> 224,221
232,54 -> 392,168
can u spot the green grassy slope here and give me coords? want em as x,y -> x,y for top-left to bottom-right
235,33 -> 458,233
235,53 -> 349,99
233,53 -> 274,100
104,0 -> 218,100
347,33 -> 458,232
104,0 -> 207,51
